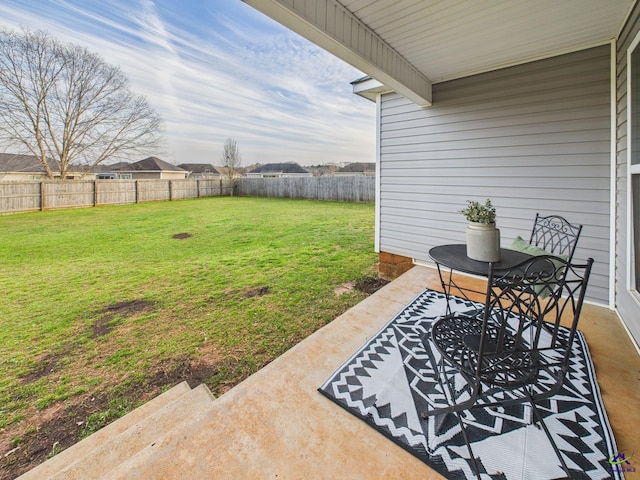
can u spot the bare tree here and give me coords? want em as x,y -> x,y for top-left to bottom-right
220,138 -> 242,195
0,28 -> 163,179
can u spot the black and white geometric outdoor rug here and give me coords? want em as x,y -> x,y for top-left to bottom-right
318,289 -> 622,480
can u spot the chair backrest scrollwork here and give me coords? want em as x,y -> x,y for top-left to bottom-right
529,213 -> 583,262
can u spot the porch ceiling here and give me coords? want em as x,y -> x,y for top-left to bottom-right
243,0 -> 634,106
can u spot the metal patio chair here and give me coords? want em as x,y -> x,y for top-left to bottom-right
529,213 -> 583,262
424,255 -> 594,479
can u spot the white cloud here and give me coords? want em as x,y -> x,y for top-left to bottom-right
0,0 -> 376,166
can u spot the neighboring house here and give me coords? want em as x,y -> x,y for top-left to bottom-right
245,0 -> 640,346
0,153 -> 90,180
177,163 -> 220,179
95,162 -> 134,179
335,162 -> 376,176
246,162 -> 312,178
99,157 -> 187,180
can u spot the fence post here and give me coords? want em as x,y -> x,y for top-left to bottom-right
40,181 -> 46,211
135,180 -> 139,203
168,180 -> 172,201
197,179 -> 200,198
93,180 -> 98,207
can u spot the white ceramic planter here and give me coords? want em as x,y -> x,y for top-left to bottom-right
466,222 -> 501,262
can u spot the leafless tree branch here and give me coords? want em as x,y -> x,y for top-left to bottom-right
220,138 -> 242,196
0,27 -> 163,178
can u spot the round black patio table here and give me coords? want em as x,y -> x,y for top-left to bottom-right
429,243 -> 538,313
429,244 -> 534,276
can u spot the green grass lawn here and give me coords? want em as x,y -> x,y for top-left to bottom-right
0,197 -> 376,463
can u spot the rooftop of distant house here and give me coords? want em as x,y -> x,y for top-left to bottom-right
0,153 -> 92,174
177,163 -> 219,174
247,162 -> 310,174
337,162 -> 376,173
112,157 -> 186,172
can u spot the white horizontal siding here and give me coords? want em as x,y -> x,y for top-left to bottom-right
379,45 -> 611,304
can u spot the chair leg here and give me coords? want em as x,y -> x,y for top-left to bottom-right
528,394 -> 574,479
453,411 -> 483,480
423,357 -> 483,479
420,359 -> 455,432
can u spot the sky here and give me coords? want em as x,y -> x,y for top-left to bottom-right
0,0 -> 376,167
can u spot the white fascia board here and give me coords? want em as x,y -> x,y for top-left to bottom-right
243,0 -> 432,107
352,77 -> 392,102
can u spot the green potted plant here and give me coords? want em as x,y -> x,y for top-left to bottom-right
459,199 -> 500,262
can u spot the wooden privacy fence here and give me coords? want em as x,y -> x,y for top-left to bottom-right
0,179 -> 231,215
236,176 -> 375,203
0,176 -> 375,215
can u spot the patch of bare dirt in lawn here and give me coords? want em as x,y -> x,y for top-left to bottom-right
171,232 -> 192,239
223,286 -> 272,300
18,340 -> 81,385
243,286 -> 271,298
93,299 -> 155,338
334,281 -> 355,296
335,276 -> 389,296
355,276 -> 389,294
19,353 -> 63,385
146,344 -> 224,389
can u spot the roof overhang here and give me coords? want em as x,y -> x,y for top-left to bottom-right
243,0 -> 635,106
351,76 -> 390,102
243,0 -> 432,106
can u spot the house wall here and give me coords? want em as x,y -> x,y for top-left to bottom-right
130,172 -> 160,180
129,172 -> 186,180
0,173 -> 46,181
378,45 -> 611,304
160,172 -> 188,180
0,172 -> 90,181
615,1 -> 640,344
189,174 -> 220,180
